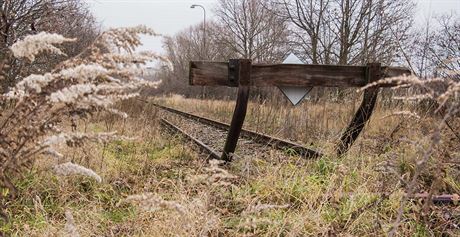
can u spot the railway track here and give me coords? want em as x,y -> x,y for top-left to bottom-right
159,109 -> 291,162
154,102 -> 458,205
153,103 -> 322,159
160,118 -> 221,160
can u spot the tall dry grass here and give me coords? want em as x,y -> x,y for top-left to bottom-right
1,90 -> 458,235
0,25 -> 161,231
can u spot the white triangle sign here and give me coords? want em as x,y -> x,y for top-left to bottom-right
278,53 -> 312,106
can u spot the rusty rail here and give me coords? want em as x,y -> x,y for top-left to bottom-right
153,103 -> 323,158
411,193 -> 459,205
160,118 -> 221,160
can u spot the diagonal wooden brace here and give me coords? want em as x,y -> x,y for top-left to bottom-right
336,63 -> 382,156
221,59 -> 251,161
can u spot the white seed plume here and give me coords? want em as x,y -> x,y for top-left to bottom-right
10,32 -> 75,61
103,51 -> 163,64
187,159 -> 238,186
358,75 -> 445,92
107,108 -> 129,119
125,193 -> 185,214
43,132 -> 127,147
64,210 -> 80,237
49,84 -> 96,103
382,111 -> 421,120
58,64 -> 108,82
243,203 -> 290,215
5,64 -> 110,100
4,73 -> 56,100
13,73 -> 54,93
393,94 -> 431,101
103,25 -> 159,52
53,162 -> 102,183
43,148 -> 64,159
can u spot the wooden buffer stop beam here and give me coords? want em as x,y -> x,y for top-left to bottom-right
189,59 -> 411,161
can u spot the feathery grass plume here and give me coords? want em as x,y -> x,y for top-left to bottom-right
358,75 -> 446,92
381,111 -> 421,120
239,201 -> 289,231
10,32 -> 76,61
0,25 -> 160,199
187,159 -> 238,187
242,203 -> 290,215
43,148 -> 64,160
101,25 -> 159,53
125,193 -> 185,214
393,94 -> 431,101
63,210 -> 80,237
43,132 -> 134,147
10,73 -> 54,94
32,195 -> 45,217
238,217 -> 277,232
58,64 -> 108,81
53,162 -> 102,183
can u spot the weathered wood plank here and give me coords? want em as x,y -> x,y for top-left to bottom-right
189,61 -> 228,86
189,61 -> 411,87
251,64 -> 366,87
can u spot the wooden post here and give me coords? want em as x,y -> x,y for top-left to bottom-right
337,63 -> 381,156
221,59 -> 251,161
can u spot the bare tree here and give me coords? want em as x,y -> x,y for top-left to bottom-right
273,0 -> 414,65
157,22 -> 235,98
401,14 -> 459,80
215,0 -> 289,63
431,14 -> 460,80
274,0 -> 337,64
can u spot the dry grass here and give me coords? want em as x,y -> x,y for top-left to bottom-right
2,96 -> 459,236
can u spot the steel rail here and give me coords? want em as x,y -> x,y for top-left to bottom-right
153,103 -> 323,158
160,118 -> 221,160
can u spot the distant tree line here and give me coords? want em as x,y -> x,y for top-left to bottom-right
155,0 -> 459,101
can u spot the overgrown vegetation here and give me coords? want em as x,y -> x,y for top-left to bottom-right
2,95 -> 458,235
0,0 -> 459,236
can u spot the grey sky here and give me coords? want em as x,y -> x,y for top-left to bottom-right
85,0 -> 216,55
85,0 -> 459,55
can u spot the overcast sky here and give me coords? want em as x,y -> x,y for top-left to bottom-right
85,0 -> 459,55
